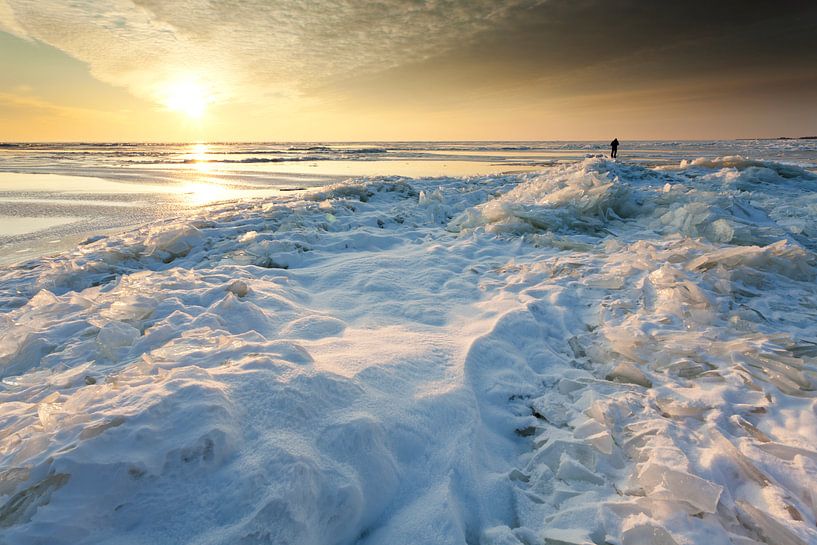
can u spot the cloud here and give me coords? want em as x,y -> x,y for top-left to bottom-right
0,0 -> 543,107
0,0 -> 25,37
316,0 -> 817,109
2,0 -> 813,127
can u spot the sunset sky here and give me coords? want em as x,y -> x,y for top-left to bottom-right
1,0 -> 815,142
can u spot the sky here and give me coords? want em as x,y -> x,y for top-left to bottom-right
0,0 -> 815,141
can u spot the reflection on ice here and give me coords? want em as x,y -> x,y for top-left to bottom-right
177,181 -> 232,205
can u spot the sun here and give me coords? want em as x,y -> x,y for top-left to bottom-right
162,80 -> 211,119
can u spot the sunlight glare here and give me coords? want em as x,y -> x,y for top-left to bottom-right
179,181 -> 231,205
187,143 -> 212,171
163,80 -> 211,119
187,144 -> 215,172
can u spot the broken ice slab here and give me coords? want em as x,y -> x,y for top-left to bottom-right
736,500 -> 812,545
509,468 -> 530,483
0,472 -> 70,528
37,400 -> 63,430
787,341 -> 817,358
0,467 -> 30,497
654,397 -> 711,419
526,464 -> 556,497
527,438 -> 598,473
739,362 -> 813,397
540,527 -> 596,545
101,295 -> 157,323
742,352 -> 814,389
619,423 -> 664,455
605,363 -> 652,388
555,454 -> 605,486
585,431 -> 614,455
542,538 -> 593,545
144,223 -> 203,259
621,523 -> 679,545
569,417 -> 615,455
727,536 -> 766,545
551,485 -> 584,507
531,397 -> 571,428
730,415 -> 771,443
480,525 -> 525,545
687,241 -> 816,282
79,415 -> 126,440
96,321 -> 140,360
557,378 -> 587,396
756,442 -> 817,463
636,463 -> 723,514
572,417 -> 606,439
661,358 -> 714,379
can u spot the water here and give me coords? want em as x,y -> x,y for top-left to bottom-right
1,140 -> 815,264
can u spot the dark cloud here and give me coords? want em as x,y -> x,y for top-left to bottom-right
326,0 -> 817,97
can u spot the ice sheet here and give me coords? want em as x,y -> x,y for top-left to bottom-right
1,154 -> 816,544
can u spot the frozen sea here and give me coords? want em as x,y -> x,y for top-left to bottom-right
2,140 -> 816,264
1,140 -> 817,544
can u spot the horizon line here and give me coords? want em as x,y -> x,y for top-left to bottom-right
2,137 -> 816,145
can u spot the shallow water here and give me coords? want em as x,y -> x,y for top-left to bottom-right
0,215 -> 79,237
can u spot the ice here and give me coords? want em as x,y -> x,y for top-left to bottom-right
481,525 -> 525,545
0,473 -> 70,528
736,500 -> 810,545
620,522 -> 679,545
678,156 -> 817,181
449,157 -> 643,235
1,154 -> 817,544
555,455 -> 605,485
528,438 -> 600,473
635,463 -> 723,514
687,240 -> 815,282
225,279 -> 249,297
96,321 -> 140,359
144,223 -> 204,260
606,363 -> 652,388
102,295 -> 157,323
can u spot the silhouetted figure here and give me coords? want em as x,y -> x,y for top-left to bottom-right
610,138 -> 619,158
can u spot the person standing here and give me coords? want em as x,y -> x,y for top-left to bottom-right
610,138 -> 619,158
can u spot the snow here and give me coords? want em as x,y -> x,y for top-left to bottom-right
1,155 -> 817,544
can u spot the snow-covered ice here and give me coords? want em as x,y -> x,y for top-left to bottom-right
1,155 -> 817,544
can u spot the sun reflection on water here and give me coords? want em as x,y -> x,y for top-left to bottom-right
186,143 -> 214,172
191,143 -> 208,157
